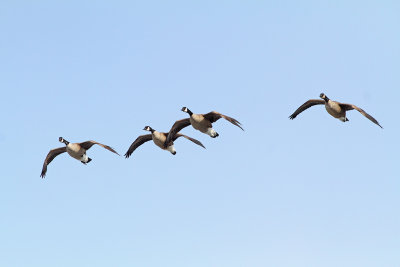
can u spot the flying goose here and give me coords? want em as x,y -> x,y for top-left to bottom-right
289,93 -> 383,128
165,107 -> 243,146
124,126 -> 205,158
40,137 -> 120,178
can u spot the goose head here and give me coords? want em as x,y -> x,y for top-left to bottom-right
143,126 -> 154,133
59,137 -> 69,145
320,93 -> 329,102
181,106 -> 193,116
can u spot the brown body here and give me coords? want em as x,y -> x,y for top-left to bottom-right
40,137 -> 120,178
289,93 -> 382,128
66,143 -> 87,160
190,114 -> 212,133
165,107 -> 243,146
324,100 -> 346,121
151,131 -> 169,149
124,126 -> 205,158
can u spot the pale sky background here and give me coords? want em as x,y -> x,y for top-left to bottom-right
0,1 -> 399,266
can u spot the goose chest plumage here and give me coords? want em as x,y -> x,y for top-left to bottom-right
165,107 -> 244,146
289,93 -> 383,128
40,137 -> 120,178
124,126 -> 205,158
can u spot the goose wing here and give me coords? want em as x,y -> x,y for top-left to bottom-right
165,118 -> 191,147
79,140 -> 120,155
40,147 -> 67,178
340,103 -> 383,128
202,111 -> 244,130
124,134 -> 153,158
173,133 -> 206,149
289,99 -> 325,119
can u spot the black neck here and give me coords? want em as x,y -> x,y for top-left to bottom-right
187,109 -> 193,116
63,140 -> 70,145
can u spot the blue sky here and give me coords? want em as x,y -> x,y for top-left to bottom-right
0,1 -> 399,266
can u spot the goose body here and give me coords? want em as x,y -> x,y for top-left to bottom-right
66,142 -> 90,162
124,126 -> 205,158
324,99 -> 346,121
165,107 -> 243,146
289,93 -> 382,128
40,137 -> 120,178
151,130 -> 176,154
189,114 -> 215,135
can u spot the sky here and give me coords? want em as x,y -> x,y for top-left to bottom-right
0,1 -> 399,266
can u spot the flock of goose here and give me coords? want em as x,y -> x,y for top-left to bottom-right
40,93 -> 383,178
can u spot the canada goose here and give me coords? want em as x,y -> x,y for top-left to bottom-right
124,126 -> 205,158
165,107 -> 244,146
40,137 -> 120,178
289,93 -> 383,128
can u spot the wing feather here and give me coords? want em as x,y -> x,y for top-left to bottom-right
173,133 -> 206,149
203,111 -> 244,130
124,134 -> 153,158
79,141 -> 120,155
340,103 -> 383,128
165,118 -> 192,147
289,99 -> 325,119
40,147 -> 67,178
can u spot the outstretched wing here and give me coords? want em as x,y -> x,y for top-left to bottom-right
340,103 -> 383,128
79,140 -> 120,155
165,118 -> 192,147
289,99 -> 325,119
124,134 -> 153,158
173,133 -> 206,149
40,147 -> 67,178
202,111 -> 244,130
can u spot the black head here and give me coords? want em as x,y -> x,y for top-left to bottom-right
59,137 -> 69,145
143,126 -> 153,132
181,106 -> 193,116
320,93 -> 329,101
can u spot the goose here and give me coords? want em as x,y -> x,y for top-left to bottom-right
289,93 -> 383,128
165,107 -> 243,146
40,137 -> 120,178
124,126 -> 205,158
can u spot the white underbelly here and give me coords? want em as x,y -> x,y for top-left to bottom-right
206,128 -> 217,137
166,145 -> 176,154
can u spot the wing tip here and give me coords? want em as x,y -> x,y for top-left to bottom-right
234,122 -> 244,131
